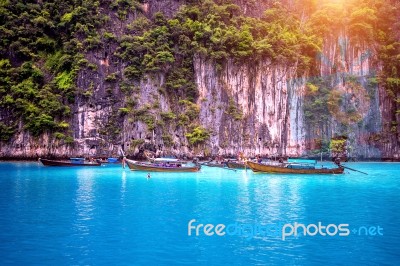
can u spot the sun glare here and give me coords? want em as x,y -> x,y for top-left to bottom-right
318,0 -> 347,4
318,0 -> 348,8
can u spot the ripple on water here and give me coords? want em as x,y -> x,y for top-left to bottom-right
0,162 -> 399,265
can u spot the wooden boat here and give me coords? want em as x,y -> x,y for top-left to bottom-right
125,158 -> 201,172
246,161 -> 344,174
201,161 -> 227,168
95,157 -> 120,164
226,161 -> 247,169
40,158 -> 102,167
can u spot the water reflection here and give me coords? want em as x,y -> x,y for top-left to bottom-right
236,171 -> 251,222
285,178 -> 305,220
260,177 -> 285,222
120,170 -> 127,209
251,175 -> 305,222
241,169 -> 250,184
74,169 -> 95,236
121,170 -> 127,195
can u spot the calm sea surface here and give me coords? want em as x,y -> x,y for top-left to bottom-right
0,162 -> 399,265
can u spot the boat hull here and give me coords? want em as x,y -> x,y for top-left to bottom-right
226,161 -> 247,169
95,159 -> 121,164
125,159 -> 201,172
247,161 -> 344,174
202,162 -> 227,168
40,158 -> 102,167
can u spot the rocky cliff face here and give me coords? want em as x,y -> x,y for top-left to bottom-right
194,56 -> 306,157
313,34 -> 399,160
309,35 -> 384,159
0,0 -> 399,160
191,33 -> 394,159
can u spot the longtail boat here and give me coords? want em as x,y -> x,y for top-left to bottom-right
95,157 -> 120,164
246,161 -> 344,174
226,161 -> 247,169
125,158 -> 201,172
201,161 -> 227,168
40,158 -> 102,167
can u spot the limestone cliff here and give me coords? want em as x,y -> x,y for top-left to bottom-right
0,0 -> 399,160
194,56 -> 306,157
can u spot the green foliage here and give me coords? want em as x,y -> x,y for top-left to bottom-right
165,63 -> 197,101
120,82 -> 134,94
303,78 -> 332,125
178,114 -> 190,127
0,58 -> 71,137
309,1 -> 379,45
45,51 -> 64,71
0,0 -> 108,138
118,107 -> 130,115
349,6 -> 377,42
53,132 -> 66,140
304,75 -> 370,131
132,106 -> 156,130
330,138 -> 346,154
141,115 -> 156,130
306,83 -> 318,94
179,100 -> 200,121
84,35 -> 102,50
105,73 -> 118,82
309,3 -> 345,36
175,1 -> 319,67
162,134 -> 174,147
124,66 -> 142,81
225,99 -> 243,121
0,122 -> 15,141
374,1 -> 400,135
130,138 -> 145,149
57,121 -> 69,129
25,113 -> 57,136
99,111 -> 122,143
160,111 -> 177,121
64,136 -> 74,144
186,126 -> 210,146
116,0 -> 321,107
118,15 -> 176,77
127,16 -> 151,34
55,71 -> 74,91
103,32 -> 116,42
61,12 -> 73,24
110,0 -> 140,20
312,138 -> 330,153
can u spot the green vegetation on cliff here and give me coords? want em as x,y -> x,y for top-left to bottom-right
0,0 -> 399,152
301,0 -> 400,147
0,0 -> 109,140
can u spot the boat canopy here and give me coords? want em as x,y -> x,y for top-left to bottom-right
70,158 -> 85,164
287,158 -> 317,164
154,158 -> 180,162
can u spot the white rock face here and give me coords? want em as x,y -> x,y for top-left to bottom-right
194,56 -> 307,157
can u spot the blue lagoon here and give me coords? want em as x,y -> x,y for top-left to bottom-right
0,162 -> 399,265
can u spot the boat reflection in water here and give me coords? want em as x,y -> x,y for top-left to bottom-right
226,161 -> 247,169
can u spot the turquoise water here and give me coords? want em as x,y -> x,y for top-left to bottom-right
0,162 -> 399,265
